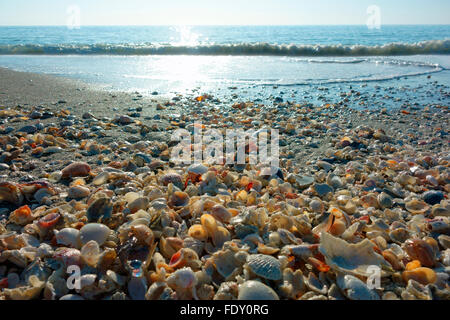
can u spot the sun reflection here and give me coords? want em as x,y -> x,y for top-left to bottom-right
171,25 -> 201,46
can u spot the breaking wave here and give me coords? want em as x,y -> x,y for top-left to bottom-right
0,39 -> 449,56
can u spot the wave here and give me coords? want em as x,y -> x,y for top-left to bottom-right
0,39 -> 449,56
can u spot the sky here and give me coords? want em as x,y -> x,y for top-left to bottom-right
0,0 -> 449,26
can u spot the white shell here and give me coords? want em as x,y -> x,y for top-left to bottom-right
238,280 -> 279,300
319,232 -> 391,277
54,228 -> 80,248
79,223 -> 111,246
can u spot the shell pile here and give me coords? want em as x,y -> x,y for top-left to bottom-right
0,96 -> 449,300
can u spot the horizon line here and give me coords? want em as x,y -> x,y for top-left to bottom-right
1,24 -> 450,27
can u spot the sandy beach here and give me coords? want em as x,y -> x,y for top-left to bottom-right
0,66 -> 449,300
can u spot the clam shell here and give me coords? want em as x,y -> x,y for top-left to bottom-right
246,254 -> 282,281
238,280 -> 279,300
79,223 -> 111,246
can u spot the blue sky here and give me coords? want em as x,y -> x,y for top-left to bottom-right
0,0 -> 449,26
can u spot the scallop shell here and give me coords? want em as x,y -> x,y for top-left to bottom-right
238,280 -> 279,300
319,232 -> 391,277
246,254 -> 282,281
79,223 -> 111,246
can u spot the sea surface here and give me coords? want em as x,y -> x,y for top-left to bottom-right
0,25 -> 449,108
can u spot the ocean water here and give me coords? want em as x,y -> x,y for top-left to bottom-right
0,25 -> 449,107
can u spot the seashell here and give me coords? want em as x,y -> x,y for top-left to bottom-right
187,163 -> 208,175
160,173 -> 183,189
310,199 -> 325,213
81,240 -> 101,267
183,237 -> 204,257
268,213 -> 293,231
201,214 -> 218,237
246,254 -> 282,281
128,277 -> 148,301
128,197 -> 149,213
211,205 -> 232,224
0,181 -> 24,205
382,250 -> 403,271
402,267 -> 437,286
53,248 -> 82,267
169,248 -> 201,270
160,237 -> 184,259
169,191 -> 190,208
212,226 -> 231,248
167,267 -> 197,291
238,280 -> 279,300
9,205 -> 34,225
389,227 -> 410,244
60,294 -> 85,300
30,187 -> 52,205
54,228 -> 80,248
92,171 -> 110,186
319,232 -> 391,277
68,186 -> 90,199
79,223 -> 111,246
305,272 -> 328,295
405,199 -> 430,215
3,275 -> 45,300
188,224 -> 208,242
37,212 -> 61,229
87,197 -> 113,222
401,279 -> 432,300
404,239 -> 436,267
377,192 -> 393,209
61,162 -> 91,179
337,274 -> 380,300
130,225 -> 154,246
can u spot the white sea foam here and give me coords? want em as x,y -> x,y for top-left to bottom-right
0,39 -> 448,56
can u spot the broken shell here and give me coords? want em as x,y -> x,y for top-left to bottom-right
0,182 -> 24,205
319,232 -> 391,277
405,199 -> 430,215
130,225 -> 154,246
9,205 -> 34,225
246,254 -> 282,281
404,239 -> 436,268
81,240 -> 101,267
169,191 -> 190,208
86,197 -> 113,222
